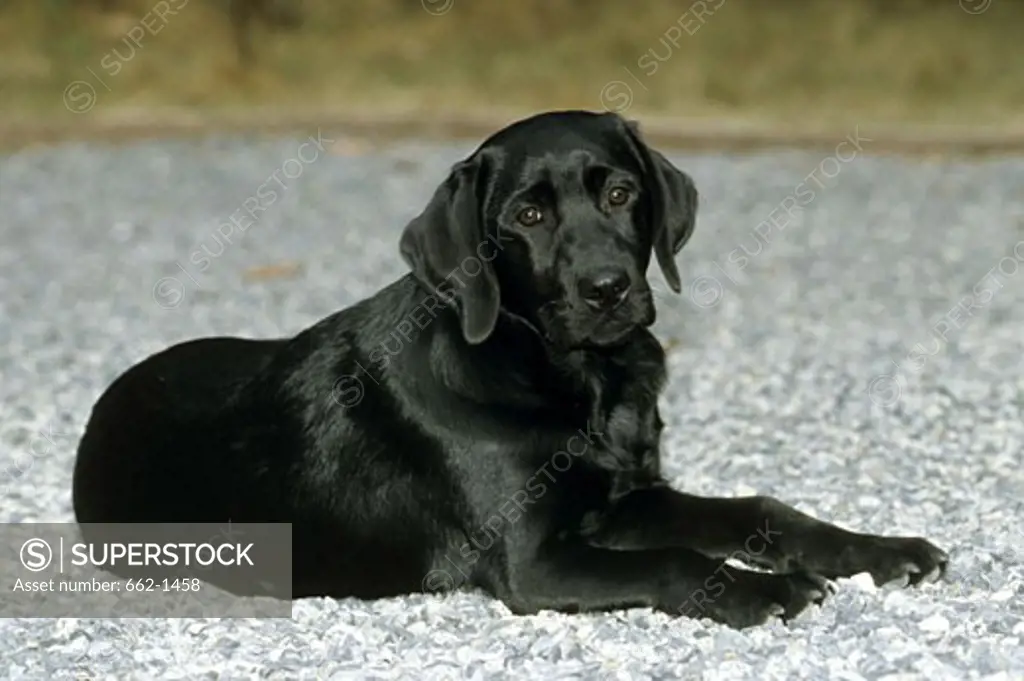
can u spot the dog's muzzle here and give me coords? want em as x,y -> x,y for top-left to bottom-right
577,267 -> 632,313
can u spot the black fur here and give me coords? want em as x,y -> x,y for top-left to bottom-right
73,110 -> 948,628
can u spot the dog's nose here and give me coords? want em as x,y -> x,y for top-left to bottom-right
579,269 -> 632,311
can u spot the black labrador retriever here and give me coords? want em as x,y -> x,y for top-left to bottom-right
73,110 -> 948,628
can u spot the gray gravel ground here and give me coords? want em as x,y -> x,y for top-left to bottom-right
1,131 -> 1023,680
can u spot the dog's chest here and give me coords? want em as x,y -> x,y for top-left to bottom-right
599,400 -> 662,490
562,340 -> 665,484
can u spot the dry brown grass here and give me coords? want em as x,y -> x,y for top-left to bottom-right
1,0 -> 1023,128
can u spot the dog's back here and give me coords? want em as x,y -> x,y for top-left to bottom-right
73,336 -> 283,524
72,276 -> 450,599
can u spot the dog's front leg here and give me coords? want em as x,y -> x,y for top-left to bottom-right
494,538 -> 829,629
583,488 -> 949,587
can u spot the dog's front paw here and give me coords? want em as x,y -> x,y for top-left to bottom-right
847,535 -> 949,587
673,567 -> 834,630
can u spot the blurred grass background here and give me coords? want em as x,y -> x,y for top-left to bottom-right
1,0 -> 1022,129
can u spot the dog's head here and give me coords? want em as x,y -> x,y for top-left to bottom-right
399,110 -> 699,349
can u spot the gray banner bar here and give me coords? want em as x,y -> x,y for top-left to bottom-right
0,523 -> 293,618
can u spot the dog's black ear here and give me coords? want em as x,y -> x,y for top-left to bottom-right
619,118 -> 699,294
399,153 -> 500,344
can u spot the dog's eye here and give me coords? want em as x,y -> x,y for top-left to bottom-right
608,187 -> 631,206
517,206 -> 544,227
